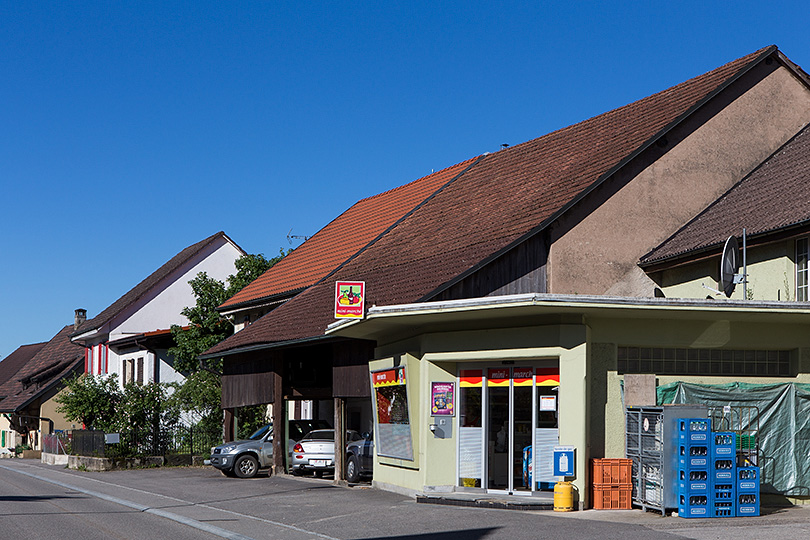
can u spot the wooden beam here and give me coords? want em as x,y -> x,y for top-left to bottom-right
333,397 -> 346,485
272,356 -> 286,475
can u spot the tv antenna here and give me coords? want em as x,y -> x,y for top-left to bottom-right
286,228 -> 310,245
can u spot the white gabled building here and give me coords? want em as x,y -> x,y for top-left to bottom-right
71,231 -> 245,387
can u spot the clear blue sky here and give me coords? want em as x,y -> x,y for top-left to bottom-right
1,1 -> 808,358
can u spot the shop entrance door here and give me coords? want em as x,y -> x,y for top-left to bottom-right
485,367 -> 535,492
458,365 -> 559,493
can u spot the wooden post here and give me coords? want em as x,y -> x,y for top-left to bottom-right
223,408 -> 236,442
272,356 -> 286,475
333,397 -> 346,484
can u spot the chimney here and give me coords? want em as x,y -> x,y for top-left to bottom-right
74,308 -> 87,330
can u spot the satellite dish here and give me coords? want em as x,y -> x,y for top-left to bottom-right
720,236 -> 740,297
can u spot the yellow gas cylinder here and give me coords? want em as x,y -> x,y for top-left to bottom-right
553,481 -> 574,512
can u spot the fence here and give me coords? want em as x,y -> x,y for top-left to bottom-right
42,431 -> 72,455
63,425 -> 221,458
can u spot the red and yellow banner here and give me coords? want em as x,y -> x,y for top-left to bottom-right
487,368 -> 510,387
373,367 -> 406,387
536,367 -> 560,387
513,367 -> 534,386
459,369 -> 482,388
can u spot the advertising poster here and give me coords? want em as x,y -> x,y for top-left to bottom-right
335,281 -> 365,319
431,381 -> 455,416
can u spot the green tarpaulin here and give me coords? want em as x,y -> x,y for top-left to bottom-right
657,381 -> 810,496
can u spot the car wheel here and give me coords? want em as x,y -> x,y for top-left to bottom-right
234,455 -> 259,478
221,469 -> 237,478
292,468 -> 304,476
346,455 -> 360,483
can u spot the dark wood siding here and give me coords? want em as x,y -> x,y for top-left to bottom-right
221,350 -> 277,409
332,340 -> 375,398
434,233 -> 548,301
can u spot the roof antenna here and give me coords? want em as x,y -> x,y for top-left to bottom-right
286,228 -> 310,245
501,143 -> 510,150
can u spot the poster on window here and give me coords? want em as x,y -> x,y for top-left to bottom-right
430,382 -> 455,416
335,281 -> 365,319
372,366 -> 413,460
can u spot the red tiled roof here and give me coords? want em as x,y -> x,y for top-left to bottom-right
640,123 -> 810,266
73,232 -> 242,337
0,326 -> 84,412
204,46 -> 775,356
219,157 -> 481,310
0,342 -> 47,387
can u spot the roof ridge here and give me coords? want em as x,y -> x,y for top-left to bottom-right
72,232 -> 236,337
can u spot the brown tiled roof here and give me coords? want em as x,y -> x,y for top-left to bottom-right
73,232 -> 242,337
0,326 -> 84,412
204,46 -> 776,356
218,157 -> 482,311
641,123 -> 810,266
0,342 -> 47,387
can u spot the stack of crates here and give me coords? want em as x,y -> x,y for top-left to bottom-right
736,467 -> 760,517
590,458 -> 633,509
678,418 -> 760,518
711,432 -> 736,517
678,418 -> 710,517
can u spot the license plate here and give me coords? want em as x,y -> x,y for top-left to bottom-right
310,459 -> 328,467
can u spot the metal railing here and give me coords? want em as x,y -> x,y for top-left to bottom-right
64,426 -> 220,458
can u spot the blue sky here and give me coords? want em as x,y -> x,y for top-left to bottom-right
1,1 -> 808,358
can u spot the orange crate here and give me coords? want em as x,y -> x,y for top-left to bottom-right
591,458 -> 632,485
592,484 -> 632,510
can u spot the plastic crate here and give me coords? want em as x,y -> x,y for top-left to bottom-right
713,501 -> 734,517
678,468 -> 709,494
679,443 -> 709,469
678,493 -> 710,518
678,418 -> 710,443
711,432 -> 736,458
713,483 -> 735,507
737,467 -> 759,493
592,484 -> 632,509
591,458 -> 632,485
736,492 -> 760,517
712,458 -> 735,482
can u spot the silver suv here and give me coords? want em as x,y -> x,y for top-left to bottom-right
210,420 -> 331,478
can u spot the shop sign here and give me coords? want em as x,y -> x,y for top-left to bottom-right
335,281 -> 365,319
430,382 -> 455,416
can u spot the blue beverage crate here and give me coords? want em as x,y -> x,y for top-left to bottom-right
713,482 -> 735,507
679,443 -> 710,469
712,501 -> 734,517
737,467 -> 760,493
678,493 -> 710,518
711,432 -> 736,458
678,418 -> 710,444
678,468 -> 709,494
736,492 -> 760,517
712,457 -> 735,482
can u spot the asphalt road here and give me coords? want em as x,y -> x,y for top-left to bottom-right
1,458 -> 809,540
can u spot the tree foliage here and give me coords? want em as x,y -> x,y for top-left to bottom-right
168,252 -> 285,430
56,374 -> 122,431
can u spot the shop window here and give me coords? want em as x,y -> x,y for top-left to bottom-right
372,366 -> 413,460
618,346 -> 791,377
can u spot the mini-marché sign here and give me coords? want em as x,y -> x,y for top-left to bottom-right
334,281 -> 365,319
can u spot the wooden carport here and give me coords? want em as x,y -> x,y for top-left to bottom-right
214,336 -> 374,480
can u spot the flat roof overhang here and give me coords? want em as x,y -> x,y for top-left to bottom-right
326,293 -> 810,343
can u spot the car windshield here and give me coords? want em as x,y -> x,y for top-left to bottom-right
306,430 -> 334,441
289,420 -> 332,441
248,424 -> 272,441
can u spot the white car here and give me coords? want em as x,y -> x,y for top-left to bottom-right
290,429 -> 363,477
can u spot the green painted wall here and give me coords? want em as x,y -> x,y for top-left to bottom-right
659,240 -> 795,301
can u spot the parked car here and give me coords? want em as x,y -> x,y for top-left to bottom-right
290,429 -> 363,477
210,419 -> 331,478
345,431 -> 373,483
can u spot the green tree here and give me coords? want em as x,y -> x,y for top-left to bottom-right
56,374 -> 123,431
168,252 -> 285,430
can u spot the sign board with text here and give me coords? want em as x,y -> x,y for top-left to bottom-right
335,281 -> 365,319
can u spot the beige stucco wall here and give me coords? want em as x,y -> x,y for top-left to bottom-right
591,316 -> 810,461
659,240 -> 795,301
550,66 -> 810,297
370,325 -> 592,502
